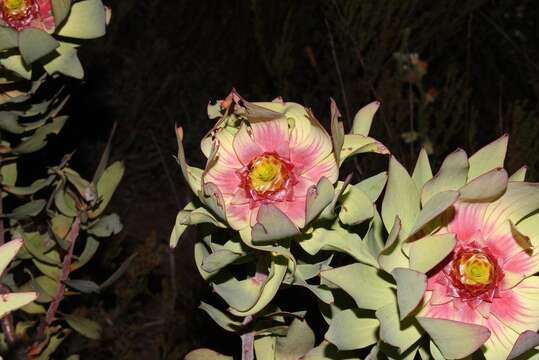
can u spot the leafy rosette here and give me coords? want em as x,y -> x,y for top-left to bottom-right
323,136 -> 539,359
0,0 -> 110,79
171,91 -> 389,358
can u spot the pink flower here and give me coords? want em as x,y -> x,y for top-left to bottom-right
421,187 -> 539,359
0,0 -> 54,32
203,99 -> 338,231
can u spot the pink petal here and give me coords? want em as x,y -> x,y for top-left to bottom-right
491,276 -> 539,334
300,154 -> 339,184
448,202 -> 488,241
274,196 -> 307,228
215,129 -> 243,169
294,176 -> 316,198
482,313 -> 520,360
422,299 -> 483,324
204,163 -> 241,196
250,117 -> 290,158
503,248 -> 539,277
225,202 -> 251,230
288,108 -> 333,173
233,123 -> 263,165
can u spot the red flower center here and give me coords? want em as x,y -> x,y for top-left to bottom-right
0,0 -> 37,30
238,153 -> 297,205
448,248 -> 502,299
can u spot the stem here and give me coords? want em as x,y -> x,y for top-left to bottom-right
0,285 -> 15,346
35,216 -> 81,341
240,316 -> 254,360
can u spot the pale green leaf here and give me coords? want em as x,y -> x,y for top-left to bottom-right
57,0 -> 106,39
252,204 -> 299,243
352,101 -> 380,136
305,177 -> 334,225
421,149 -> 468,204
19,28 -> 59,64
408,190 -> 459,239
357,172 -> 387,202
43,43 -> 84,79
275,318 -> 315,359
325,309 -> 378,351
0,26 -> 17,50
52,0 -> 72,26
376,301 -> 422,353
391,268 -> 426,320
412,148 -> 433,193
417,317 -> 490,359
409,234 -> 456,273
90,161 -> 124,218
468,135 -> 508,181
198,302 -> 243,332
185,349 -> 233,360
378,216 -> 408,273
339,185 -> 374,226
509,166 -> 527,182
459,168 -> 508,202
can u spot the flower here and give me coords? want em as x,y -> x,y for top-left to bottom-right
0,0 -> 54,32
421,194 -> 539,359
202,97 -> 338,231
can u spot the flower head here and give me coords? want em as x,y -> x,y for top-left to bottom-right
203,96 -> 338,230
0,0 -> 54,31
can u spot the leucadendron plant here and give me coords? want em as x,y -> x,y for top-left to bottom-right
171,90 -> 389,359
323,136 -> 539,359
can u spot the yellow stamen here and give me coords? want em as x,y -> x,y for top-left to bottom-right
4,0 -> 24,10
249,155 -> 286,193
460,253 -> 492,286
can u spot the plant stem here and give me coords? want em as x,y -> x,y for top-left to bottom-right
241,316 -> 254,360
36,216 -> 81,341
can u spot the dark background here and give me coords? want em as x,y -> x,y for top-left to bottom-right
45,0 -> 539,358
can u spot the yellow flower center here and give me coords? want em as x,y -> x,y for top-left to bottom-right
459,253 -> 492,286
4,0 -> 24,10
248,154 -> 287,193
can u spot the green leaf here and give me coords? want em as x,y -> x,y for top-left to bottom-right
51,213 -> 74,239
33,258 -> 61,280
305,177 -> 334,225
13,116 -> 67,154
185,349 -> 233,360
275,318 -> 315,359
0,55 -> 31,79
340,134 -> 389,164
321,263 -> 394,310
339,185 -> 374,226
54,184 -> 78,216
468,135 -> 508,181
64,279 -> 100,293
0,239 -> 23,274
509,166 -> 527,182
376,301 -> 422,353
198,302 -> 243,332
352,101 -> 380,136
382,156 -> 420,237
0,292 -> 37,318
412,148 -> 433,193
57,0 -> 106,39
52,0 -> 72,26
421,149 -> 469,205
90,161 -> 124,218
34,330 -> 69,360
23,233 -> 60,266
63,313 -> 101,340
507,330 -> 539,360
408,190 -> 459,239
356,171 -> 387,202
325,309 -> 378,351
19,28 -> 59,64
378,216 -> 408,273
4,176 -> 54,196
459,168 -> 508,202
417,317 -> 490,359
64,168 -> 96,202
31,275 -> 59,303
175,127 -> 203,195
169,202 -> 195,248
409,234 -> 456,273
202,249 -> 242,273
43,43 -> 84,79
0,26 -> 17,50
71,236 -> 99,271
88,213 -> 122,237
391,268 -> 427,320
330,99 -> 344,165
252,204 -> 299,243
7,199 -> 46,219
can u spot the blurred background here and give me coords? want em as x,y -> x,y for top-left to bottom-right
46,0 -> 539,358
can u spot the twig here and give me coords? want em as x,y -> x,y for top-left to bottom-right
36,217 -> 81,341
240,316 -> 254,360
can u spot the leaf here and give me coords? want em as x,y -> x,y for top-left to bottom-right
52,0 -> 72,26
185,349 -> 233,360
421,149 -> 468,204
509,166 -> 527,182
57,0 -> 106,39
382,157 -> 420,238
64,168 -> 96,202
508,330 -> 539,360
99,252 -> 137,289
71,236 -> 99,271
169,202 -> 195,248
87,213 -> 122,237
92,122 -> 116,184
89,161 -> 124,218
376,301 -> 423,353
0,292 -> 38,318
468,135 -> 508,181
22,233 -> 60,266
356,171 -> 387,202
340,134 -> 389,164
330,98 -> 344,165
252,204 -> 299,243
7,199 -> 46,219
325,309 -> 378,351
34,330 -> 69,360
19,28 -> 59,64
43,43 -> 84,79
416,317 -> 490,359
4,176 -> 54,196
407,190 -> 459,239
54,183 -> 78,216
0,239 -> 23,274
409,234 -> 456,273
201,250 -> 242,273
338,185 -> 374,226
391,268 -> 427,320
0,161 -> 16,187
64,279 -> 100,293
51,213 -> 74,239
12,116 -> 67,154
63,313 -> 101,340
275,318 -> 315,359
412,148 -> 433,193
198,302 -> 243,332
352,101 -> 380,136
305,177 -> 334,225
378,217 -> 408,273
0,27 -> 18,51
321,263 -> 394,311
459,168 -> 508,202
0,55 -> 32,79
